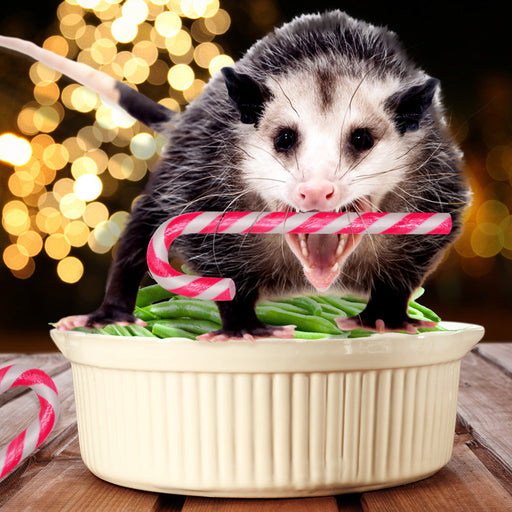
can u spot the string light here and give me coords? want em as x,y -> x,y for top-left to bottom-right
1,0 -> 232,283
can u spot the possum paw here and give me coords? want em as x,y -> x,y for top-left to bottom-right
335,315 -> 437,334
55,309 -> 146,331
197,324 -> 295,342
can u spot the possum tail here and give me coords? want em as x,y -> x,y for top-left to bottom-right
0,35 -> 176,134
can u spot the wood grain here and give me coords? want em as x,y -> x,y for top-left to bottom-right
182,496 -> 340,512
457,351 -> 512,475
474,343 -> 512,377
361,430 -> 512,512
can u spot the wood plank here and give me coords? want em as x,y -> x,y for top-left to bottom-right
474,343 -> 512,377
361,429 -> 512,511
0,368 -> 79,506
457,351 -> 512,475
182,496 -> 340,512
0,459 -> 161,512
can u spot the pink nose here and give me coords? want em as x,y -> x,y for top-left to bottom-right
295,179 -> 337,210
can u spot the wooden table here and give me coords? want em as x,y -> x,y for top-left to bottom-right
1,344 -> 512,511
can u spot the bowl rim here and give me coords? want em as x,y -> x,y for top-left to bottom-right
50,321 -> 484,373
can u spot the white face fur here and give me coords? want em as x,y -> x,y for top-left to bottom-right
237,69 -> 426,290
239,69 -> 416,214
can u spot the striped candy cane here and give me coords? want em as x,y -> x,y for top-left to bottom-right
0,365 -> 60,480
147,211 -> 452,301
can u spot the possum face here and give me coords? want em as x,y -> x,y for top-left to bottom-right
222,67 -> 438,290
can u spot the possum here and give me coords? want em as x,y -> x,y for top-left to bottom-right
0,10 -> 470,339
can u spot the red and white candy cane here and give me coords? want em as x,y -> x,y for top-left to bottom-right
0,365 -> 60,480
147,211 -> 452,301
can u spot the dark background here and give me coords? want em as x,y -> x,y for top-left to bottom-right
0,1 -> 511,350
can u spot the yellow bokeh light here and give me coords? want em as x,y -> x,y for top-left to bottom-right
130,133 -> 156,159
208,54 -> 234,76
64,220 -> 90,247
77,0 -> 101,9
3,244 -> 29,271
71,156 -> 99,178
91,38 -> 117,65
36,206 -> 62,234
57,256 -> 84,283
2,201 -> 31,235
17,107 -> 38,136
204,9 -> 230,35
83,201 -> 109,227
470,223 -> 504,258
43,143 -> 70,170
8,171 -> 35,198
43,35 -> 69,57
0,133 -> 32,166
59,13 -> 86,40
45,233 -> 71,260
110,105 -> 137,128
168,63 -> 194,90
133,40 -> 159,66
109,210 -> 129,232
194,41 -> 219,68
181,0 -> 208,19
71,86 -> 99,112
122,0 -> 148,24
165,29 -> 192,56
124,57 -> 150,84
74,173 -> 103,201
60,192 -> 86,219
34,82 -> 60,105
111,16 -> 138,43
53,177 -> 75,199
155,11 -> 181,37
475,199 -> 510,225
33,106 -> 61,133
183,78 -> 205,102
18,230 -> 44,257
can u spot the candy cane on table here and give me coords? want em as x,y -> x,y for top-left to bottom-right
147,211 -> 452,301
0,365 -> 60,480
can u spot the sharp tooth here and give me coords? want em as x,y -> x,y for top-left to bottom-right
331,262 -> 340,273
300,239 -> 309,257
299,233 -> 306,242
336,234 -> 347,256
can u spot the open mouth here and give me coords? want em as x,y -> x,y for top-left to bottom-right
284,198 -> 372,291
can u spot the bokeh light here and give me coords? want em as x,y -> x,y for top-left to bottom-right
1,0 -> 233,283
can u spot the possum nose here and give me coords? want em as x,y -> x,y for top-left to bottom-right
296,179 -> 337,210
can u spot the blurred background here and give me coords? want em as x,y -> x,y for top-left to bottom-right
0,0 -> 510,351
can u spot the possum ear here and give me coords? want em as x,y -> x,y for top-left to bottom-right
387,78 -> 439,134
221,67 -> 266,125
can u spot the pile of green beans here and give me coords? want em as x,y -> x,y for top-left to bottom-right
76,283 -> 444,340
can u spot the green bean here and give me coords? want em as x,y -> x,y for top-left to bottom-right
409,301 -> 441,322
135,284 -> 175,307
318,295 -> 365,316
257,301 -> 308,315
256,306 -> 340,335
134,306 -> 157,322
149,318 -> 221,335
279,296 -> 323,316
99,324 -> 133,336
126,324 -> 157,337
145,299 -> 221,323
151,323 -> 197,339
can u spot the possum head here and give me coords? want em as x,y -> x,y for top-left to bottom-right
222,67 -> 439,291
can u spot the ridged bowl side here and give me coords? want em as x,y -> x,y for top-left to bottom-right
70,360 -> 461,497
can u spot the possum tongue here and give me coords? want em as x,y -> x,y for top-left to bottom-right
303,233 -> 341,291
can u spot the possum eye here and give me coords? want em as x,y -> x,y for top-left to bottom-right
274,128 -> 297,152
350,128 -> 374,151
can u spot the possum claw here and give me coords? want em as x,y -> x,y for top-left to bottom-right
197,324 -> 295,342
335,316 -> 437,334
54,312 -> 146,331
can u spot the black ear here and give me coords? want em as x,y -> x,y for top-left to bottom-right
221,67 -> 266,125
387,78 -> 439,135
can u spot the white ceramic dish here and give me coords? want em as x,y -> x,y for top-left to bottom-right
51,322 -> 484,497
